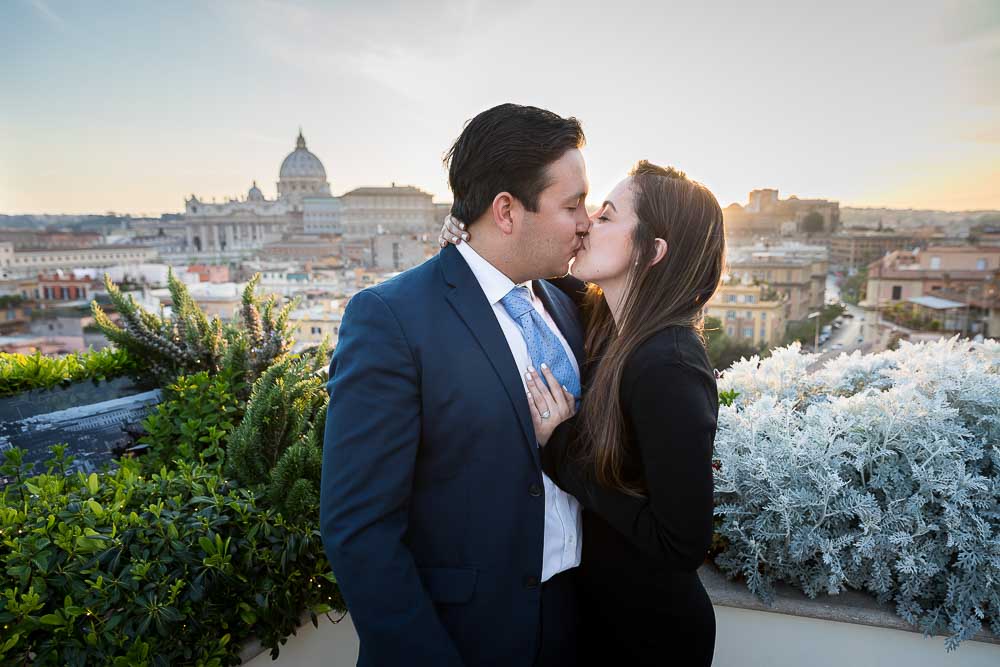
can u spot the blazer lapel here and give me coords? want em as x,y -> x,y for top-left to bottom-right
439,247 -> 539,467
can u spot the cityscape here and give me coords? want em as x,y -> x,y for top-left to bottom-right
2,128 -> 998,368
2,0 -> 998,665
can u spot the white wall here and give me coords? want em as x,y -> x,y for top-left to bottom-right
244,607 -> 1000,666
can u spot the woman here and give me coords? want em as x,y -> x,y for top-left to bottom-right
441,160 -> 725,666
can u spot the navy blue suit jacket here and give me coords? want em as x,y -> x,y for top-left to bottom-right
320,245 -> 586,666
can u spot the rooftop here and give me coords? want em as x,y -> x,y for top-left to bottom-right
907,296 -> 966,310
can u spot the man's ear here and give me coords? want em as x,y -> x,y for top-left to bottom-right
650,238 -> 668,266
491,192 -> 517,235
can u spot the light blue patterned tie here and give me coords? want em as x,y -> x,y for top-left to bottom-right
500,285 -> 581,403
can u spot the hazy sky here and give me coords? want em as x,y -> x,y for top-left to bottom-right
1,0 -> 997,215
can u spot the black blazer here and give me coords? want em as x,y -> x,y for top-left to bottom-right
541,300 -> 718,573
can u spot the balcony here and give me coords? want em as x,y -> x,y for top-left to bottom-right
2,275 -> 998,665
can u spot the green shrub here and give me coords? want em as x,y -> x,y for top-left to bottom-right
138,370 -> 245,471
0,348 -> 142,398
0,446 -> 344,666
226,348 -> 330,520
91,271 -> 296,389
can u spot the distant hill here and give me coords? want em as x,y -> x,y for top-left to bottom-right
840,208 -> 1000,234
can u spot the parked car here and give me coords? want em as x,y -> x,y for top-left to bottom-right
832,343 -> 844,350
856,336 -> 864,343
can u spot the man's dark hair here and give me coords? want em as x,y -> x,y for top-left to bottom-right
444,103 -> 585,224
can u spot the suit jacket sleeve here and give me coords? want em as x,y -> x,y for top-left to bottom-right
320,289 -> 463,665
549,361 -> 716,570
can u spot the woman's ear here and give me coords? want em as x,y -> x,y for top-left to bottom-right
649,238 -> 668,266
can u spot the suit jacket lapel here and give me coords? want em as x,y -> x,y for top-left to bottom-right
533,279 -> 585,369
439,246 -> 539,467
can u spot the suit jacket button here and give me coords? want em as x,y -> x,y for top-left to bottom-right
528,483 -> 542,497
523,575 -> 540,589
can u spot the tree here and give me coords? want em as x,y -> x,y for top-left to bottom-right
705,316 -> 766,373
841,268 -> 867,305
782,303 -> 846,347
801,211 -> 825,236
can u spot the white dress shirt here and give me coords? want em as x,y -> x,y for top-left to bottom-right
455,241 -> 583,582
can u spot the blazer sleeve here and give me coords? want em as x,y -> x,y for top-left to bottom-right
320,289 -> 464,665
552,361 -> 716,570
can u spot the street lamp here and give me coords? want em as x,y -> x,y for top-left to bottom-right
808,311 -> 821,350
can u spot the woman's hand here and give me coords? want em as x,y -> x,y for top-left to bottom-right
438,215 -> 469,248
525,364 -> 577,446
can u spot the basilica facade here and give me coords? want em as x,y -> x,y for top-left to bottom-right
178,130 -> 441,258
180,130 -> 332,255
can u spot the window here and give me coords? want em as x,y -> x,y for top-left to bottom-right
761,312 -> 767,321
745,295 -> 756,304
977,258 -> 987,271
930,256 -> 941,269
726,326 -> 734,336
760,325 -> 766,339
742,327 -> 754,338
726,310 -> 736,320
725,294 -> 737,303
891,285 -> 902,300
745,310 -> 754,319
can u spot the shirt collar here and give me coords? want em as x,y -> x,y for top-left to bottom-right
455,241 -> 534,306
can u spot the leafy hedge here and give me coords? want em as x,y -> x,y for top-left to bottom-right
713,336 -> 1000,649
0,447 -> 343,666
0,348 -> 143,398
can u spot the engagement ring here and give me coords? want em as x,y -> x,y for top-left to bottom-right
541,410 -> 551,419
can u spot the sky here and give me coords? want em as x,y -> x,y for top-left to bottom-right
0,0 -> 997,215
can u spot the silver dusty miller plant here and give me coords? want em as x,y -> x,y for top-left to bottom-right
713,336 -> 1000,650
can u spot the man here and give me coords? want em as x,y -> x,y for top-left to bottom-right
321,103 -> 591,666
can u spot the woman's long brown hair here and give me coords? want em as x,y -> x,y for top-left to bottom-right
574,161 -> 726,496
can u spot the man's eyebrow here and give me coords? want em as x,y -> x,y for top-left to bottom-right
603,200 -> 617,212
564,191 -> 587,205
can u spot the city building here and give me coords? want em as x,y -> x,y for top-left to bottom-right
827,229 -> 956,272
0,242 -> 156,276
863,245 -> 1000,338
371,233 -> 429,272
706,278 -> 788,347
725,189 -> 840,240
178,130 -> 333,256
174,131 -> 445,260
337,185 -> 440,237
0,229 -> 103,249
726,253 -> 824,322
0,296 -> 32,336
290,300 -> 344,352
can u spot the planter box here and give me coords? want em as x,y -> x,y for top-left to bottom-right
702,564 -> 1000,666
0,377 -> 160,477
241,564 -> 1000,666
